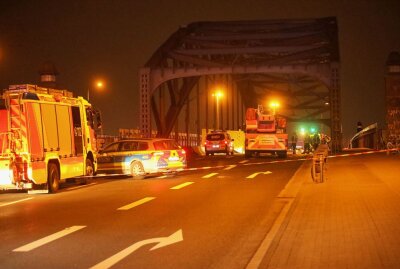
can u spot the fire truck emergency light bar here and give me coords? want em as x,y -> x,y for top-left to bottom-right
5,84 -> 74,98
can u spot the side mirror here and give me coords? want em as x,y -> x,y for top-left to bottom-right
96,110 -> 102,129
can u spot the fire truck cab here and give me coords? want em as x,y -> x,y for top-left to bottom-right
0,84 -> 101,193
244,105 -> 288,158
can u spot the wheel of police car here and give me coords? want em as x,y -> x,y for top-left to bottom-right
47,163 -> 60,193
130,161 -> 145,179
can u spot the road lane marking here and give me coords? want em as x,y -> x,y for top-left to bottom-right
118,197 -> 156,210
13,226 -> 86,252
223,165 -> 236,170
90,230 -> 183,269
157,175 -> 168,179
170,182 -> 194,190
246,199 -> 294,269
65,182 -> 97,191
246,171 -> 272,179
239,160 -> 249,164
0,197 -> 33,208
202,173 -> 218,179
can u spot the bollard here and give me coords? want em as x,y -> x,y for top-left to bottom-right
311,144 -> 329,183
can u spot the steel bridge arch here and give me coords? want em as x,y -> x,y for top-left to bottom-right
139,17 -> 341,152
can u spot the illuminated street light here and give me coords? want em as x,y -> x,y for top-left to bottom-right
96,81 -> 104,88
269,101 -> 280,115
212,89 -> 224,130
88,80 -> 105,101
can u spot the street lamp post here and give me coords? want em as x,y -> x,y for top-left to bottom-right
212,90 -> 223,130
87,80 -> 104,102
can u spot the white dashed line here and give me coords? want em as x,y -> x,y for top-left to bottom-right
170,182 -> 194,190
202,173 -> 219,179
13,226 -> 86,252
223,165 -> 237,170
118,197 -> 156,210
65,182 -> 97,191
239,160 -> 249,164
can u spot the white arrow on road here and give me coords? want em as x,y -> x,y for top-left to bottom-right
90,230 -> 183,269
246,171 -> 272,179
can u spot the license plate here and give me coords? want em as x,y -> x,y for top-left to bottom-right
260,138 -> 274,145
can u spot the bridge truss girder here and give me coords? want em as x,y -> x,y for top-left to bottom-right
139,17 -> 341,152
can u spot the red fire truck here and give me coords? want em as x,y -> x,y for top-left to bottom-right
0,84 -> 101,193
244,105 -> 288,158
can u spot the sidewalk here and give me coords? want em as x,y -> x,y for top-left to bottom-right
260,152 -> 400,269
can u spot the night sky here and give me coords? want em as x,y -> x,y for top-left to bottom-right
1,0 -> 399,143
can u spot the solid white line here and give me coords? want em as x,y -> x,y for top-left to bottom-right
0,197 -> 34,208
170,182 -> 194,190
239,160 -> 249,164
66,182 -> 97,191
246,199 -> 294,269
202,173 -> 218,179
223,165 -> 237,170
118,197 -> 156,210
13,226 -> 86,252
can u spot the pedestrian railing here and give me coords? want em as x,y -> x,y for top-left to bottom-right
311,144 -> 329,183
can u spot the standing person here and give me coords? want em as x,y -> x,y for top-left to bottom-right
291,132 -> 298,154
303,132 -> 311,154
312,133 -> 321,151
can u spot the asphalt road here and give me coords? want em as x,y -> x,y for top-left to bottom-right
0,154 -> 304,269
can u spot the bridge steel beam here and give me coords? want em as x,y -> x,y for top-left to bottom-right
139,17 -> 341,150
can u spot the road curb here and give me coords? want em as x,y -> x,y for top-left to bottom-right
246,159 -> 311,269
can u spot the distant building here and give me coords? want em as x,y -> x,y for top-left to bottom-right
385,51 -> 400,140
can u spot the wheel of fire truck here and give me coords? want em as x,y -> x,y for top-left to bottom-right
245,150 -> 252,158
130,161 -> 145,179
81,159 -> 94,184
47,162 -> 60,193
205,151 -> 210,156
